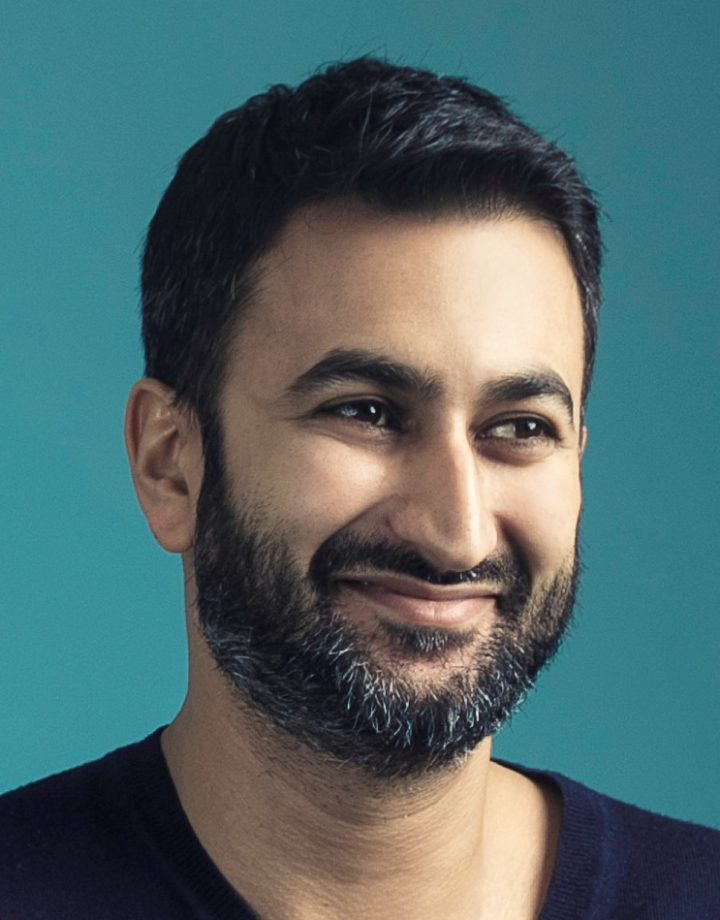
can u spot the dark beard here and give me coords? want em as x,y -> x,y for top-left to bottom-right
193,434 -> 579,779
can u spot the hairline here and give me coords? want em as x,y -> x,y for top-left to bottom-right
181,195 -> 590,430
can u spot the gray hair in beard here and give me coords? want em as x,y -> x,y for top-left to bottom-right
193,431 -> 579,778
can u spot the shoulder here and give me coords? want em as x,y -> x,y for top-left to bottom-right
554,769 -> 720,918
0,734 -> 154,852
554,768 -> 720,869
1,745 -> 126,855
0,732 -> 168,918
501,760 -> 720,918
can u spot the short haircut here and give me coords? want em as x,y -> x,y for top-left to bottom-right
141,57 -> 601,424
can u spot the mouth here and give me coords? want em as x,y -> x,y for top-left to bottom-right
337,574 -> 500,629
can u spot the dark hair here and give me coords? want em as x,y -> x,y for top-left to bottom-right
141,57 -> 601,423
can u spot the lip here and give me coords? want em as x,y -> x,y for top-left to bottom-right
339,575 -> 500,628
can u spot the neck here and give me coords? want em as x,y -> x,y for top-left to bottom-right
162,633 -> 560,920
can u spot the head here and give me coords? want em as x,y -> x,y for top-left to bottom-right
141,57 -> 601,427
130,58 -> 600,778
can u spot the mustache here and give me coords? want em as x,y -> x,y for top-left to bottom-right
309,532 -> 531,597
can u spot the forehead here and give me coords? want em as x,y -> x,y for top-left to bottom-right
227,205 -> 585,413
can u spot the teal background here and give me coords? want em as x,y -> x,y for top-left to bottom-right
3,1 -> 718,825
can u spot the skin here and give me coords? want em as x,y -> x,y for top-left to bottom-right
126,205 -> 587,919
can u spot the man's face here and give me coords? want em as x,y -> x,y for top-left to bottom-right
192,206 -> 586,776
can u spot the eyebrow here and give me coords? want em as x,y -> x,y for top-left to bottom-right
285,348 -> 443,401
481,372 -> 576,427
285,347 -> 575,426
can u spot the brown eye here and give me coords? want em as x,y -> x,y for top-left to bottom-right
485,417 -> 557,441
323,400 -> 400,430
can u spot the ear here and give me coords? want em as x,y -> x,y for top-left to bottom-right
579,424 -> 589,458
124,379 -> 203,554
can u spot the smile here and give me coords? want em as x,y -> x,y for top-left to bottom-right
338,576 -> 500,629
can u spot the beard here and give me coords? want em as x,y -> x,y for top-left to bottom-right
193,433 -> 580,779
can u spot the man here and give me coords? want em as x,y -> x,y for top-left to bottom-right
1,58 -> 718,919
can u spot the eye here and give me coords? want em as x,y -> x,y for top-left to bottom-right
481,416 -> 558,443
318,399 -> 402,431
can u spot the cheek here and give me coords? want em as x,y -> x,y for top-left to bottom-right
495,462 -> 582,573
233,436 -> 393,558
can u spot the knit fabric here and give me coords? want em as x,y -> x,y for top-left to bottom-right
1,730 -> 718,919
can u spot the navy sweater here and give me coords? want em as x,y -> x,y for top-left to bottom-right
1,730 -> 718,918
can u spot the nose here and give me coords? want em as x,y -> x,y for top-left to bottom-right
385,426 -> 498,574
